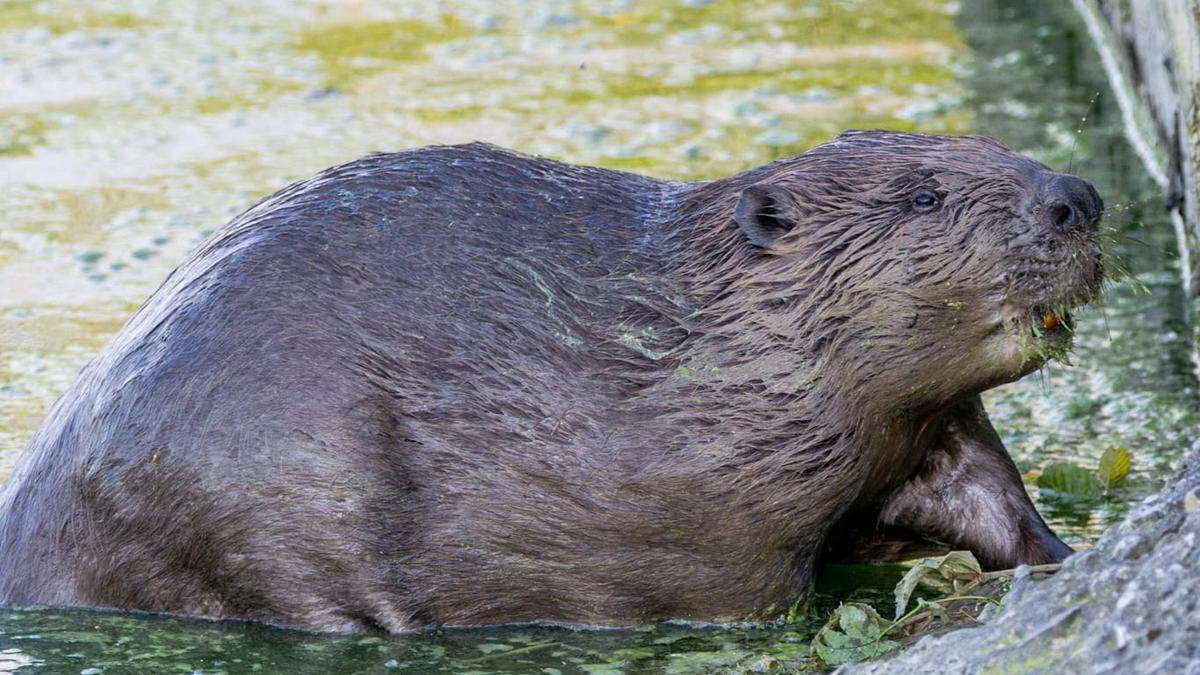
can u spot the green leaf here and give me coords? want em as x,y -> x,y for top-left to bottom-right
893,551 -> 982,619
1036,461 -> 1102,499
1098,446 -> 1131,490
810,603 -> 899,667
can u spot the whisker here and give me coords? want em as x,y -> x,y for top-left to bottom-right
1105,232 -> 1152,249
1067,91 -> 1102,175
1099,295 -> 1113,343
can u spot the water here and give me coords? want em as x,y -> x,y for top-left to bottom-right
0,0 -> 1195,672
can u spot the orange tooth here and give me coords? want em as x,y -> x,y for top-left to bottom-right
1043,313 -> 1060,330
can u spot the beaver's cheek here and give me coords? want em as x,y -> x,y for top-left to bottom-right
981,327 -> 1035,379
974,300 -> 1074,381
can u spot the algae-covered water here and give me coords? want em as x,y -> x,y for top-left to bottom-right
0,0 -> 1195,672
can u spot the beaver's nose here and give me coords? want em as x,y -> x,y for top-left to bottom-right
1038,174 -> 1103,233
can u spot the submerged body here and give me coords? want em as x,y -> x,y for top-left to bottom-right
0,133 -> 1100,632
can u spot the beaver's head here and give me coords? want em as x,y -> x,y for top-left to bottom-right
697,130 -> 1103,408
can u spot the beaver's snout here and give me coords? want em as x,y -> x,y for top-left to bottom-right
1018,171 -> 1105,287
1035,172 -> 1103,234
997,172 -> 1105,356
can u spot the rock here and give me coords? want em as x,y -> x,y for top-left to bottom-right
840,449 -> 1200,674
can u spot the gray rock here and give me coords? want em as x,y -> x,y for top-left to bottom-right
841,450 -> 1200,674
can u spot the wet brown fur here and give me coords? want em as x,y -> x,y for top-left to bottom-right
0,131 -> 1100,632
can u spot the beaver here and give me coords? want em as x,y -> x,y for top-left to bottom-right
0,131 -> 1102,632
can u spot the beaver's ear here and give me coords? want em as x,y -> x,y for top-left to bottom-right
734,184 -> 801,248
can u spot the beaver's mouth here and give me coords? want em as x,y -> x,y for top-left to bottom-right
1000,243 -> 1102,356
999,291 -> 1093,367
1022,304 -> 1075,341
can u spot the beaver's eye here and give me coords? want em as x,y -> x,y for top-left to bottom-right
912,190 -> 941,212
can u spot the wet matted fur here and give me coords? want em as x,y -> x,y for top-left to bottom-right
0,131 -> 1101,632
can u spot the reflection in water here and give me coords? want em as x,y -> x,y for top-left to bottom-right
0,0 -> 1194,671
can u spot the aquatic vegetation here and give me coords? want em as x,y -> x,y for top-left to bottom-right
891,551 -> 985,620
809,550 -> 1047,668
0,1 -> 143,34
811,603 -> 900,666
1035,446 -> 1132,499
294,16 -> 470,87
0,113 -> 52,156
194,80 -> 305,115
575,0 -> 964,49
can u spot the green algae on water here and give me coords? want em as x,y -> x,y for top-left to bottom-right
294,16 -> 471,87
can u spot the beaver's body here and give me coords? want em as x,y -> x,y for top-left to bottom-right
0,133 -> 1099,632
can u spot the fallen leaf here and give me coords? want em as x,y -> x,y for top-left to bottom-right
893,551 -> 982,619
1037,462 -> 1102,499
1098,446 -> 1131,491
810,603 -> 899,666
